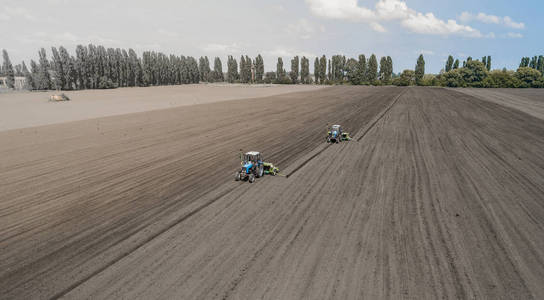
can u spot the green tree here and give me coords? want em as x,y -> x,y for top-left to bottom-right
519,57 -> 530,68
2,49 -> 15,88
290,55 -> 299,83
482,70 -> 521,88
357,54 -> 367,84
379,56 -> 392,84
393,70 -> 415,86
199,56 -> 211,82
22,61 -> 35,90
441,69 -> 464,87
367,54 -> 378,83
37,48 -> 52,90
486,56 -> 491,71
227,55 -> 238,83
445,55 -> 454,72
313,57 -> 320,84
346,58 -> 359,84
255,54 -> 264,83
276,57 -> 285,80
537,56 -> 544,74
415,54 -> 425,85
453,59 -> 460,69
515,67 -> 543,88
213,57 -> 224,82
59,46 -> 76,90
319,55 -> 327,84
459,60 -> 488,87
300,56 -> 309,84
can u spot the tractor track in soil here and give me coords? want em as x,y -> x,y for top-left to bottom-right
1,86 -> 543,299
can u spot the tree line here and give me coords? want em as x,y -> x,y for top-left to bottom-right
1,46 -> 396,90
1,46 -> 542,90
393,54 -> 544,88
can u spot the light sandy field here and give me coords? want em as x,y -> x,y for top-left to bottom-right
1,87 -> 543,299
0,84 -> 324,131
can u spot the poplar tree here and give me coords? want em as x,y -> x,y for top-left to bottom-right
486,56 -> 491,71
453,59 -> 460,69
255,54 -> 264,83
227,55 -> 238,83
346,58 -> 359,84
386,56 -> 393,82
300,56 -> 309,84
367,54 -> 378,83
59,46 -> 75,89
245,55 -> 252,83
290,55 -> 299,83
214,57 -> 224,82
29,60 -> 39,89
314,57 -> 320,83
319,55 -> 327,84
37,48 -> 52,90
1,49 -> 15,88
276,57 -> 285,80
415,54 -> 425,85
446,55 -> 454,72
379,56 -> 387,82
357,54 -> 367,84
22,62 -> 34,90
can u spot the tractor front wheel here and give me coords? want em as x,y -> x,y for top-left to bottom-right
248,174 -> 255,183
235,172 -> 241,181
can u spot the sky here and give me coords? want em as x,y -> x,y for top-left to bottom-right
0,0 -> 542,73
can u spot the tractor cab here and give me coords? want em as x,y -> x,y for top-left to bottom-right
236,151 -> 264,183
242,151 -> 262,164
327,125 -> 343,143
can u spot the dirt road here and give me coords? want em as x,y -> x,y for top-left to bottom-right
1,87 -> 543,299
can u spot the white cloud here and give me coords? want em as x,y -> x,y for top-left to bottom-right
503,16 -> 525,29
286,19 -> 316,40
506,32 -> 523,38
402,12 -> 483,37
0,6 -> 36,21
305,0 -> 483,37
263,48 -> 316,59
459,12 -> 525,29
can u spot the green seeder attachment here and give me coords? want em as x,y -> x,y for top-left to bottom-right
263,162 -> 279,176
341,132 -> 352,141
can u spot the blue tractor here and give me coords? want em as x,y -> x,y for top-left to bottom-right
327,124 -> 343,143
235,151 -> 264,183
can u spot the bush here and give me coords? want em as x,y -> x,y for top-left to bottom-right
440,70 -> 464,87
515,67 -> 543,88
264,72 -> 276,84
98,76 -> 117,89
393,70 -> 415,86
482,70 -> 521,88
274,75 -> 292,84
459,60 -> 488,87
420,74 -> 439,86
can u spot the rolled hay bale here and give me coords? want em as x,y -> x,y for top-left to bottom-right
49,93 -> 70,101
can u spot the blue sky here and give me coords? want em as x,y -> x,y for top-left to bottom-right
1,0 -> 541,73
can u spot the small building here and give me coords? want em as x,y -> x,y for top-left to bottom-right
0,76 -> 27,90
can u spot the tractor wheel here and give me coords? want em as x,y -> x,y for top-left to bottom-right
235,172 -> 241,181
248,174 -> 255,183
257,166 -> 264,178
